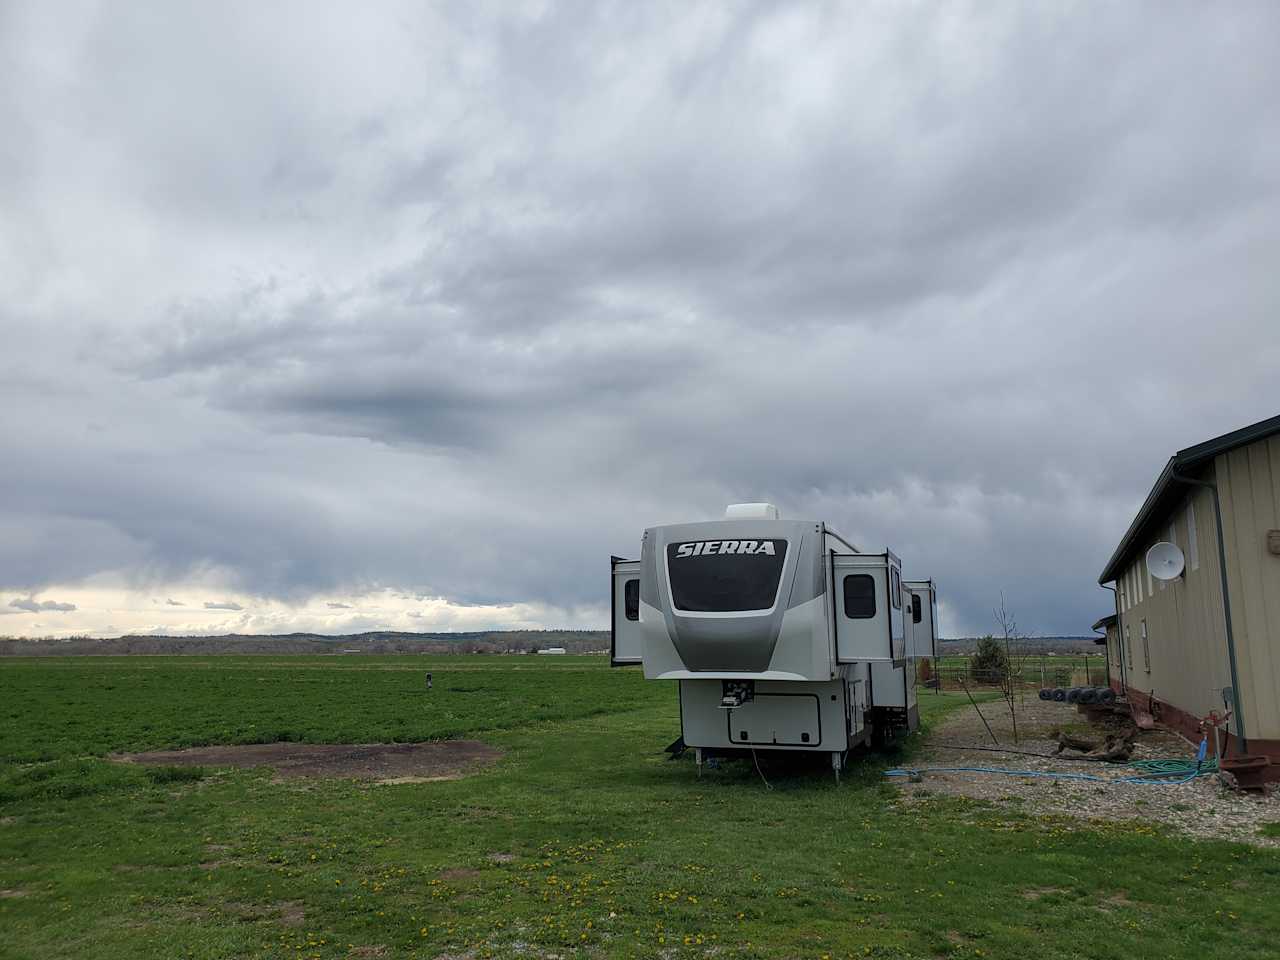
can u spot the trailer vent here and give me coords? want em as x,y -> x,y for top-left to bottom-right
724,502 -> 780,519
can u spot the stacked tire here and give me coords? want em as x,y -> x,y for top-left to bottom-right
1038,686 -> 1116,704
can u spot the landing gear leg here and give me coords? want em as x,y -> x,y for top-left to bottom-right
695,747 -> 703,779
831,751 -> 843,785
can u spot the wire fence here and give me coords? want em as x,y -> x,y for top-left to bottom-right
920,655 -> 1109,692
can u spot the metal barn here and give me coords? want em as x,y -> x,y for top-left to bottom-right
1098,413 -> 1280,777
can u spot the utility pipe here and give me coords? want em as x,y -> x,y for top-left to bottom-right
1172,470 -> 1247,754
1101,582 -> 1124,691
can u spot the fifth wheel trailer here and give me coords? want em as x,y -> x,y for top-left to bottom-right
610,503 -> 938,778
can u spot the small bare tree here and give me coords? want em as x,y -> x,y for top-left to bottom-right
993,593 -> 1031,744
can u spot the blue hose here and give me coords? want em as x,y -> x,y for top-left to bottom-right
883,764 -> 1212,786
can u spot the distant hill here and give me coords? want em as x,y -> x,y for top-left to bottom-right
0,630 -> 609,657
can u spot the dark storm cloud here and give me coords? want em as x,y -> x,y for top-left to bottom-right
9,596 -> 77,613
2,2 -> 1278,634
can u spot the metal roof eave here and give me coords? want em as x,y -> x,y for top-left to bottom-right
1098,456 -> 1177,585
1097,412 -> 1280,585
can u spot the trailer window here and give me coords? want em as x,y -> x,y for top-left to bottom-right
911,593 -> 922,624
666,539 -> 788,612
890,568 -> 901,609
624,579 -> 639,621
843,575 -> 876,619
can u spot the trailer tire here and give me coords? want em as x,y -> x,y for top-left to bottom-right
1066,687 -> 1082,703
1098,687 -> 1117,704
1079,687 -> 1098,704
1052,688 -> 1067,702
1038,688 -> 1052,701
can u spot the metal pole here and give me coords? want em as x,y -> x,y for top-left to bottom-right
959,678 -> 999,745
1172,471 -> 1247,753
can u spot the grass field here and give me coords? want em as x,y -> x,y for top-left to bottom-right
1,655 -> 1277,959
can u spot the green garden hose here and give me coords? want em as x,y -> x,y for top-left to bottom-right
1128,757 -> 1218,776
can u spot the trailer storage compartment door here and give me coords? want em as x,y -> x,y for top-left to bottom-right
831,554 -> 894,663
726,694 -> 821,747
611,558 -> 643,666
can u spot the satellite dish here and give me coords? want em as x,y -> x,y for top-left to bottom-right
1146,541 -> 1185,581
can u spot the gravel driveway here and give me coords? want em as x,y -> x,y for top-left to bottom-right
896,691 -> 1280,847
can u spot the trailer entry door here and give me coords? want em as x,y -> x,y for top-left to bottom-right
611,558 -> 643,666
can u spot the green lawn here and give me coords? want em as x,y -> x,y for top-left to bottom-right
1,656 -> 1275,959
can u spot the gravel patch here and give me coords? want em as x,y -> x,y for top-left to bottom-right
897,692 -> 1280,847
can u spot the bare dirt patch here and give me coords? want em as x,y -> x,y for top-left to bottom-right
1096,892 -> 1136,913
1020,886 -> 1067,901
111,741 -> 501,782
439,867 -> 481,882
898,693 -> 1280,846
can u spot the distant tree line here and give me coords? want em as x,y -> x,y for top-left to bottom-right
0,629 -> 610,657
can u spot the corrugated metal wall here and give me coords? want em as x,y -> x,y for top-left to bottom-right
1116,480 -> 1233,732
1217,436 -> 1280,740
1114,435 -> 1280,740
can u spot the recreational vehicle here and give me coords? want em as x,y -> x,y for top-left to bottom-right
610,504 -> 938,779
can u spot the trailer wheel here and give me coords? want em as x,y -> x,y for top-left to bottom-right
1052,688 -> 1067,702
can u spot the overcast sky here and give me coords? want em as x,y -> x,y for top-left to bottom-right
2,2 -> 1278,639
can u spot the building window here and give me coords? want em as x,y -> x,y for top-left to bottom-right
843,575 -> 876,619
1187,500 -> 1200,571
624,579 -> 639,621
1141,619 -> 1150,673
